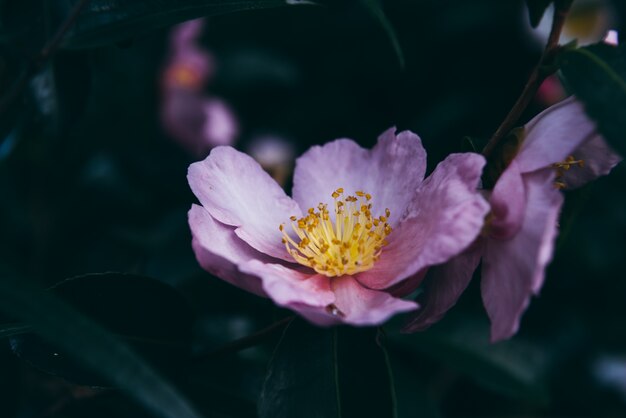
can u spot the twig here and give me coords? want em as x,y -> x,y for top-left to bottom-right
482,0 -> 573,158
194,316 -> 294,361
0,0 -> 89,115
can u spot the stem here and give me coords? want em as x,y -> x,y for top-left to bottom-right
194,316 -> 294,361
0,0 -> 90,115
482,0 -> 573,158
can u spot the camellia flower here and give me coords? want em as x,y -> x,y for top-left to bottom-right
188,128 -> 490,326
161,19 -> 238,156
404,96 -> 622,341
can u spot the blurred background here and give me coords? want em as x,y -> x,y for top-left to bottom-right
1,0 -> 625,416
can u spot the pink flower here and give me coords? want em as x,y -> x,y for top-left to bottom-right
161,19 -> 238,156
188,128 -> 489,326
404,97 -> 622,341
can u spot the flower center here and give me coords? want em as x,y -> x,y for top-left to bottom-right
280,188 -> 392,277
552,155 -> 585,189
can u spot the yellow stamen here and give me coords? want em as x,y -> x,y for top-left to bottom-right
279,189 -> 392,277
552,155 -> 585,189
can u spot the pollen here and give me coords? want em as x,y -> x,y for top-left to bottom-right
279,188 -> 392,277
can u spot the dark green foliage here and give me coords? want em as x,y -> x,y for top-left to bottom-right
259,319 -> 395,418
358,0 -> 405,68
391,315 -> 550,404
56,0 -> 317,49
0,273 -> 203,418
10,273 -> 195,386
560,42 -> 626,155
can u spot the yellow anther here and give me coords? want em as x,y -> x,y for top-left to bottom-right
552,155 -> 585,190
280,189 -> 392,277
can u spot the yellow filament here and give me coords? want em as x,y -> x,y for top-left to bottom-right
279,188 -> 392,277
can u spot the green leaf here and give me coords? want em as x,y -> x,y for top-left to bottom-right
0,323 -> 31,338
391,315 -> 550,404
57,0 -> 318,49
359,0 -> 405,69
525,0 -> 552,28
258,319 -> 396,418
388,355 -> 442,418
560,42 -> 626,156
0,273 -> 205,418
258,319 -> 340,417
10,273 -> 196,386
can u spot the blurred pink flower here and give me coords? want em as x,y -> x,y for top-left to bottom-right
405,97 -> 622,341
246,135 -> 296,186
535,75 -> 566,108
188,128 -> 489,326
161,19 -> 238,157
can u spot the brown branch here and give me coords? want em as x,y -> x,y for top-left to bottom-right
194,316 -> 294,361
0,0 -> 89,115
482,0 -> 573,158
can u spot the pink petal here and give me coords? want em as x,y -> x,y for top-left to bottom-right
561,135 -> 622,189
188,204 -> 268,297
403,241 -> 484,332
489,160 -> 526,239
331,276 -> 418,326
238,260 -> 336,323
516,96 -> 599,173
202,99 -> 239,148
356,153 -> 489,290
188,147 -> 302,261
292,128 -> 427,226
171,18 -> 205,47
604,30 -> 619,46
481,169 -> 564,342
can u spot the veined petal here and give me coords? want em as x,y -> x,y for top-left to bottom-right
481,169 -> 563,342
331,276 -> 417,326
188,204 -> 268,297
403,241 -> 484,332
357,153 -> 489,290
516,96 -> 598,173
292,128 -> 427,227
188,146 -> 302,261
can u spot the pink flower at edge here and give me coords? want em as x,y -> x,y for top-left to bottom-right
187,128 -> 490,326
404,96 -> 622,341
